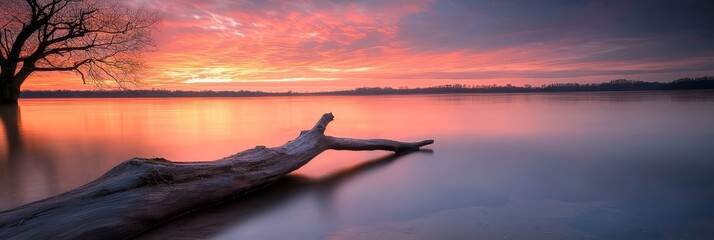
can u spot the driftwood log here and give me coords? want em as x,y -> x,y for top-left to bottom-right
0,113 -> 433,239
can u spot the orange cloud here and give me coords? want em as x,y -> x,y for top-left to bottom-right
20,0 -> 714,91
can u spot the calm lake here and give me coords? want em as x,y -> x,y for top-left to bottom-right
2,91 -> 714,239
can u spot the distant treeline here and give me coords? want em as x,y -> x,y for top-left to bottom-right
20,76 -> 714,98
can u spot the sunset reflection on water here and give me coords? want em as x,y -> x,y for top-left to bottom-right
2,92 -> 714,239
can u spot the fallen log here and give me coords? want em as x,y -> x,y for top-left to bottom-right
0,113 -> 433,239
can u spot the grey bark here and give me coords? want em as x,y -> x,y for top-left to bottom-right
0,113 -> 433,239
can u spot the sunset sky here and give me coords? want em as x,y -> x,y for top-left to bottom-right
24,0 -> 714,91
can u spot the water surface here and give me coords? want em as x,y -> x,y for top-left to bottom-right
2,91 -> 714,239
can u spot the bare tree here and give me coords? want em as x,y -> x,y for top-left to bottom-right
0,0 -> 158,104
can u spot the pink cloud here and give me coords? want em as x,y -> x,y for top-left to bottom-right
21,0 -> 714,91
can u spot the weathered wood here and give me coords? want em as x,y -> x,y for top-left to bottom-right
0,113 -> 433,239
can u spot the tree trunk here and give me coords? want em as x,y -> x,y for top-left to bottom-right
0,76 -> 20,105
0,113 -> 434,239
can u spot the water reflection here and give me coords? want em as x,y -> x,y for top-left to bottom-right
139,151 -> 433,239
1,105 -> 22,160
2,92 -> 714,239
0,105 -> 24,209
1,105 -> 62,209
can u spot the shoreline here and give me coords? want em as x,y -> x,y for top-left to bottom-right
18,77 -> 714,99
18,88 -> 714,100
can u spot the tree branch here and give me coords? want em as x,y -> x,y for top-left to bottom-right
33,58 -> 91,71
328,137 -> 434,152
0,0 -> 158,92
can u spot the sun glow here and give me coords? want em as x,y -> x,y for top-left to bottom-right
183,78 -> 234,84
18,0 -> 714,91
312,67 -> 374,73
